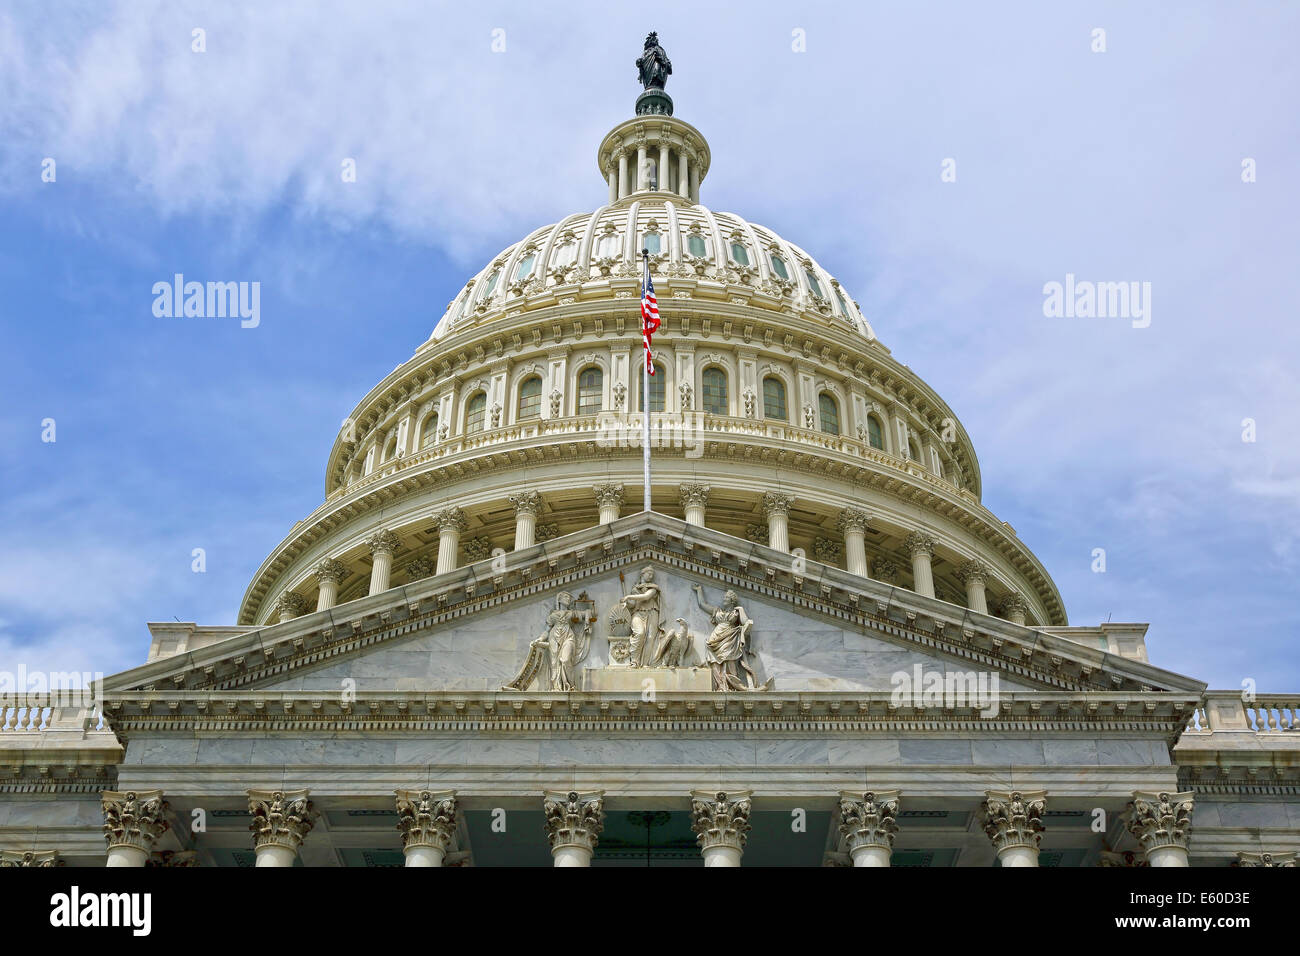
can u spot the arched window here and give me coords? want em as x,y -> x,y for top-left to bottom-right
480,269 -> 500,302
465,392 -> 487,434
818,393 -> 840,435
420,411 -> 439,448
639,363 -> 666,412
730,242 -> 750,266
804,268 -> 824,298
866,414 -> 884,450
577,366 -> 603,415
514,253 -> 536,281
517,376 -> 542,420
907,437 -> 921,462
769,253 -> 790,281
383,435 -> 398,461
763,376 -> 787,421
701,367 -> 728,415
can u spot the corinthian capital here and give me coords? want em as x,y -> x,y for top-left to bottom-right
395,789 -> 458,852
1236,851 -> 1296,867
1126,791 -> 1194,853
247,789 -> 316,853
276,591 -> 308,620
873,559 -> 900,582
980,789 -> 1046,853
366,529 -> 401,556
838,789 -> 900,853
542,790 -> 605,854
835,507 -> 871,534
678,483 -> 710,508
102,790 -> 170,853
762,492 -> 794,518
0,850 -> 62,867
434,507 -> 468,534
903,530 -> 935,558
690,790 -> 752,853
314,558 -> 348,584
956,558 -> 991,585
405,556 -> 434,581
510,491 -> 542,517
592,483 -> 625,508
999,592 -> 1029,616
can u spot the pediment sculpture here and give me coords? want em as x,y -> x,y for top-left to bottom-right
693,584 -> 773,692
503,591 -> 596,691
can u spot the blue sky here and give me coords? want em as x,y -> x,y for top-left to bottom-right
1,1 -> 1297,689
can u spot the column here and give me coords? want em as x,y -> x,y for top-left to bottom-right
395,789 -> 457,867
434,508 -> 468,575
0,850 -> 61,866
314,558 -> 348,611
838,790 -> 900,867
247,789 -> 316,867
690,790 -> 752,867
837,508 -> 871,577
980,790 -> 1045,867
1126,791 -> 1194,867
510,492 -> 542,550
606,163 -> 617,204
618,151 -> 629,199
762,493 -> 794,554
277,592 -> 308,623
678,150 -> 689,199
658,143 -> 669,191
542,791 -> 604,867
956,559 -> 990,614
679,483 -> 710,527
904,530 -> 936,599
636,145 -> 647,191
689,164 -> 699,203
1000,593 -> 1029,626
594,483 -> 624,524
1237,851 -> 1297,867
102,790 -> 169,867
367,530 -> 400,595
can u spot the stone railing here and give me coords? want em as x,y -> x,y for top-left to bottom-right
1184,692 -> 1300,734
0,698 -> 106,735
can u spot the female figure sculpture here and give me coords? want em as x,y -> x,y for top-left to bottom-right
692,585 -> 765,691
545,591 -> 594,691
619,566 -> 663,667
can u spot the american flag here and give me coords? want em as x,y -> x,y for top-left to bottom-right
640,259 -> 659,374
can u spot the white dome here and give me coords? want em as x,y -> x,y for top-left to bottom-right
429,195 -> 876,345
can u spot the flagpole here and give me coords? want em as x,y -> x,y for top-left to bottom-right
641,249 -> 652,514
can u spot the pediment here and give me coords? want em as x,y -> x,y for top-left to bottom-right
103,513 -> 1204,698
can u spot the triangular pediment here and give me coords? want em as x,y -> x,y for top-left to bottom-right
103,513 -> 1204,698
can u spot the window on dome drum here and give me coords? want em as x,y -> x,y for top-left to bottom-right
769,253 -> 790,280
514,254 -> 535,281
639,363 -> 666,412
818,393 -> 840,436
687,234 -> 708,258
383,436 -> 398,461
701,367 -> 728,415
836,289 -> 852,317
804,268 -> 823,298
517,376 -> 542,420
642,232 -> 661,256
420,413 -> 439,448
763,376 -> 787,420
866,414 -> 884,450
597,233 -> 620,258
553,243 -> 577,268
482,269 -> 500,299
465,393 -> 487,434
908,437 -> 921,462
577,366 -> 603,415
730,242 -> 750,266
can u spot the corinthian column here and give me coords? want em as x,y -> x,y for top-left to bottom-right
903,530 -> 936,598
679,483 -> 710,527
277,591 -> 308,623
395,789 -> 457,867
367,530 -> 401,595
1000,592 -> 1029,626
980,790 -> 1046,867
593,483 -> 624,524
102,790 -> 170,867
247,789 -> 316,867
510,492 -> 542,550
837,508 -> 871,577
314,558 -> 348,611
956,559 -> 990,614
1126,791 -> 1194,867
762,493 -> 794,554
434,508 -> 468,575
543,790 -> 605,867
690,790 -> 752,867
838,790 -> 899,867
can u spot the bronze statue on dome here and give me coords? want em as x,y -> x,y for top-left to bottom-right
636,32 -> 672,91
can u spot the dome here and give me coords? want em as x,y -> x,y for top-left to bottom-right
235,80 -> 1066,633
